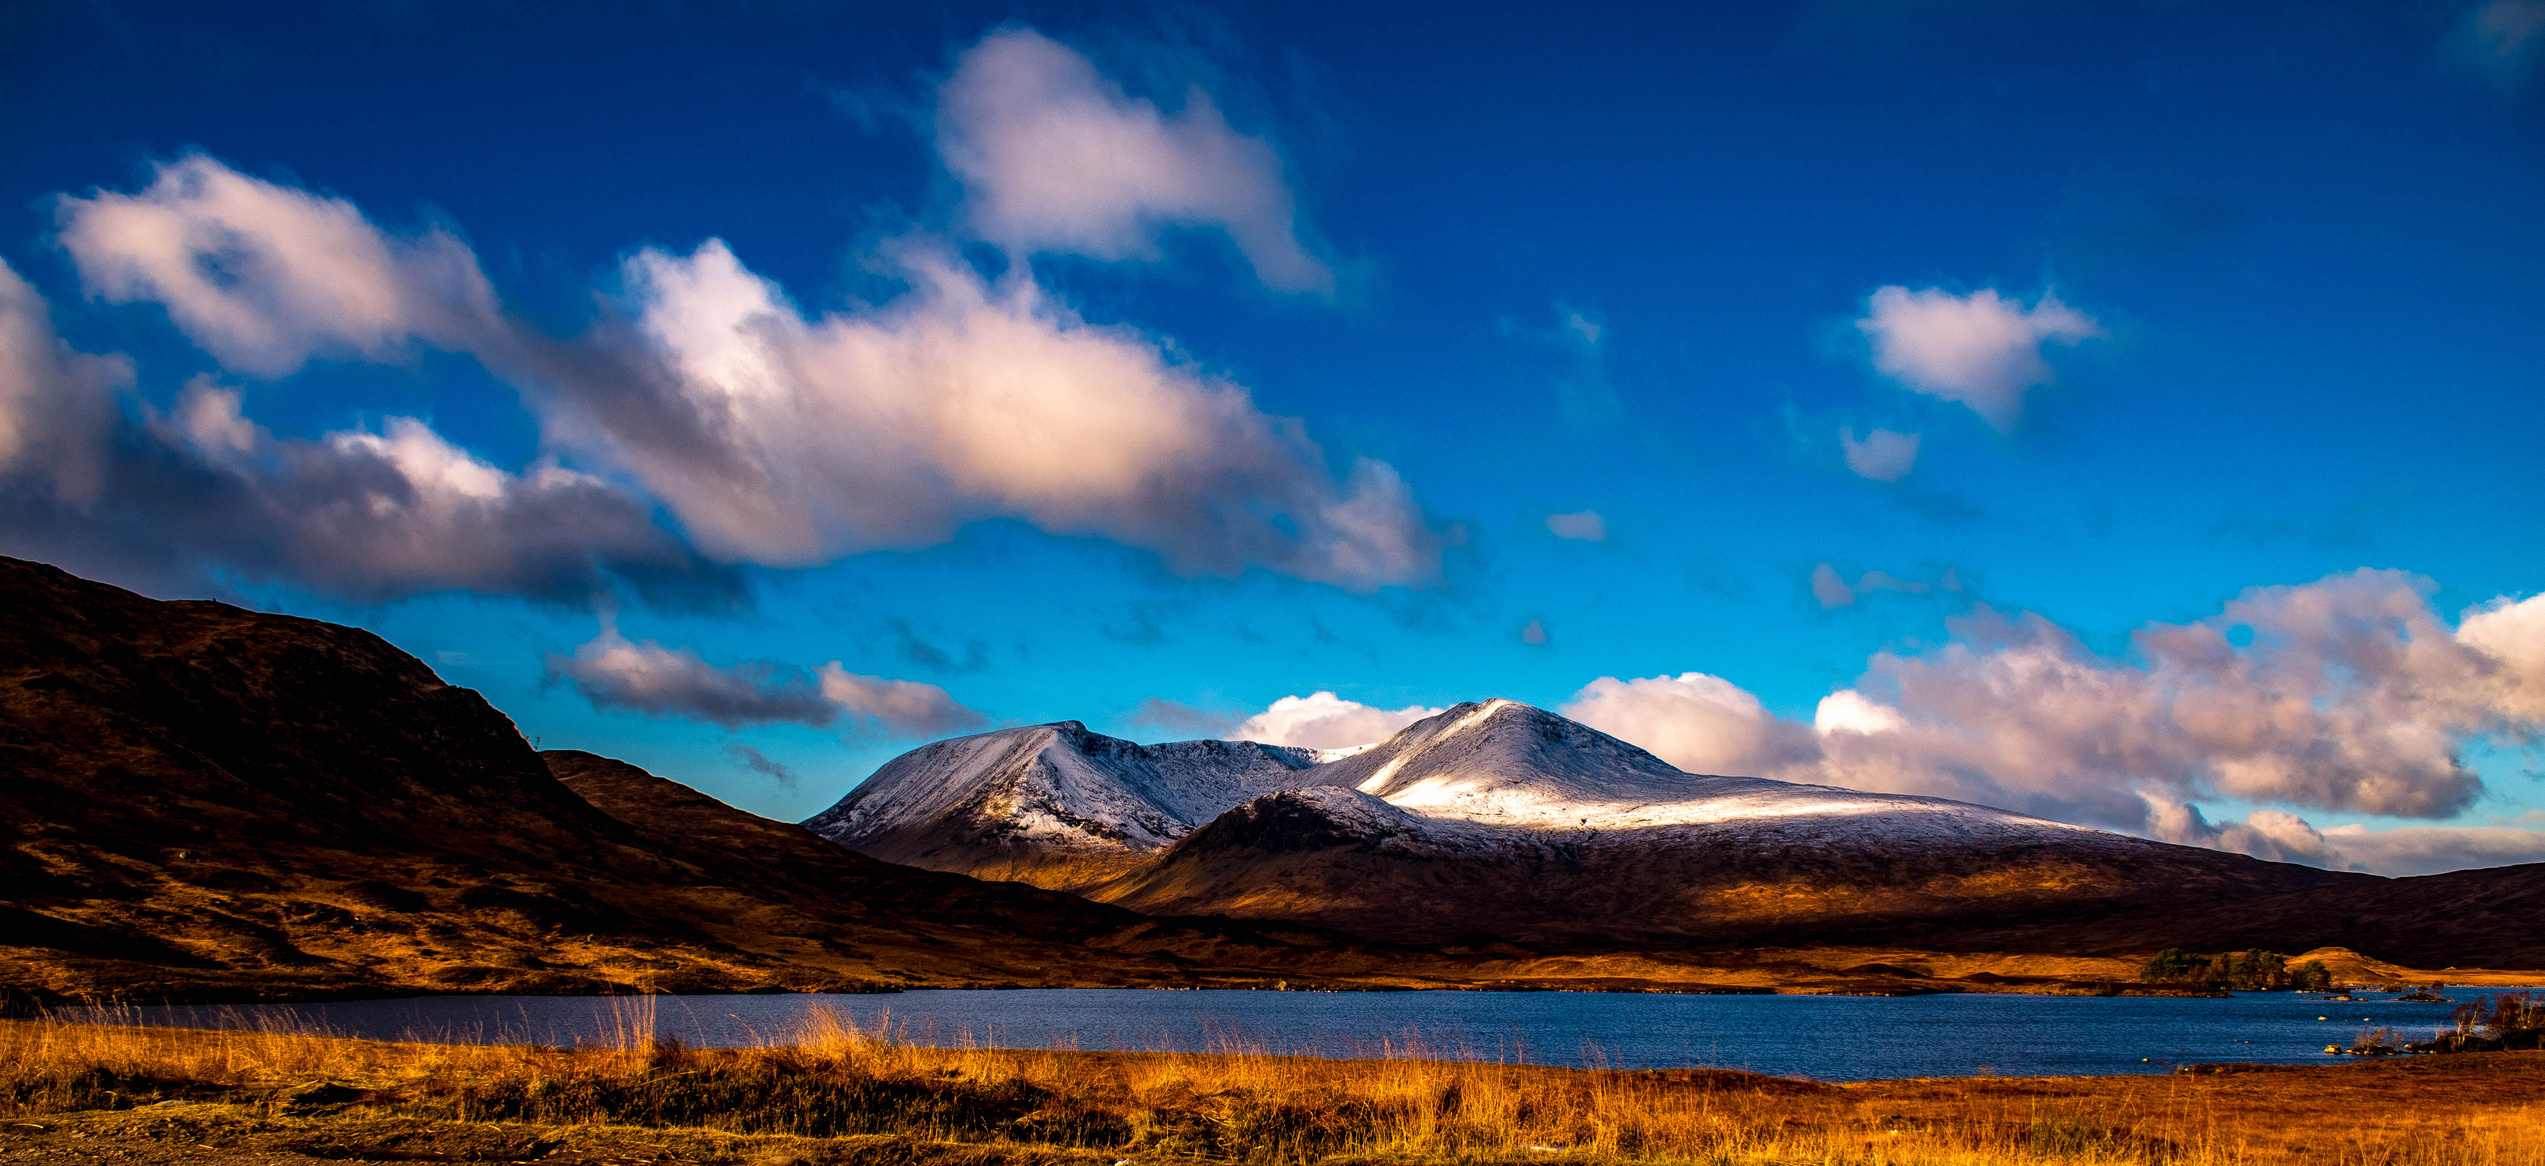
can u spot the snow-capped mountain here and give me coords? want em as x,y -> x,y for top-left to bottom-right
806,699 -> 2350,943
801,721 -> 1354,887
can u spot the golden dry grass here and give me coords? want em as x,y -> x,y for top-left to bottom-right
0,1006 -> 2538,1166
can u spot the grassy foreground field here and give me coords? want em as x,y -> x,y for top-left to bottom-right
0,1011 -> 2538,1166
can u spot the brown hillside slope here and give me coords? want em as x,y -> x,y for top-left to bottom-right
0,556 -> 1406,1004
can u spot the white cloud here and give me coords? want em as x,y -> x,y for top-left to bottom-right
602,238 -> 1435,588
1545,509 -> 1607,541
817,664 -> 990,736
0,257 -> 719,606
1813,689 -> 1905,736
2149,802 -> 2545,877
936,28 -> 1330,293
2457,592 -> 2545,720
1856,287 -> 2100,432
156,384 -> 718,603
1232,691 -> 1444,750
50,156 -> 1438,592
552,626 -> 837,728
1810,562 -> 1855,608
1838,426 -> 1919,481
1561,672 -> 1821,779
550,625 -> 984,736
1563,572 -> 2545,874
1816,573 -> 2545,826
56,155 -> 503,377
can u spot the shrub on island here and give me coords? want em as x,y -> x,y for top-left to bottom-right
2138,949 -> 2327,992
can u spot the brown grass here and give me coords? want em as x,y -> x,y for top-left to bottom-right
1,1006 -> 2539,1165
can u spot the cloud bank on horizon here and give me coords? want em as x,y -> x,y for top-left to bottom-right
1223,572 -> 2545,876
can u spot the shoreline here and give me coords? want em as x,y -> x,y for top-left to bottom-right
1,1017 -> 2538,1165
15,941 -> 2537,1011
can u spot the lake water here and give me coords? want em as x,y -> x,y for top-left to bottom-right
87,987 -> 2519,1082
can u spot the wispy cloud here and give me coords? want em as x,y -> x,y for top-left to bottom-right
727,743 -> 801,789
936,28 -> 1331,293
1810,562 -> 1856,608
1857,286 -> 2100,432
1838,426 -> 1920,481
550,626 -> 838,728
1127,696 -> 1240,739
550,625 -> 984,737
2458,1 -> 2545,90
1545,509 -> 1608,541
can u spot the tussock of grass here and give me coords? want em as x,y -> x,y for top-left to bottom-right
3,1004 -> 2540,1165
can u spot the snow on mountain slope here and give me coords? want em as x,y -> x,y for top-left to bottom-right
805,699 -> 2113,892
797,699 -> 2442,952
1318,699 -> 2101,843
801,721 -> 1336,887
1080,704 -> 2346,945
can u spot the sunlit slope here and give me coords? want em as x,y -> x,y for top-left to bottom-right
0,556 -> 1401,1002
812,700 -> 2506,953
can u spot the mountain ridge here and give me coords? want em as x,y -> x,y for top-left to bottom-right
804,701 -> 2545,959
0,556 -> 1433,1003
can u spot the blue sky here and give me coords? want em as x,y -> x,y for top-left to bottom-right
3,0 -> 2541,875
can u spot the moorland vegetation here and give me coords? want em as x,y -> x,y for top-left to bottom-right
0,1007 -> 2540,1165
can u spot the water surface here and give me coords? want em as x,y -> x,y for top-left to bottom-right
90,987 -> 2513,1082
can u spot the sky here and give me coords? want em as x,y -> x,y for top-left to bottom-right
3,0 -> 2541,877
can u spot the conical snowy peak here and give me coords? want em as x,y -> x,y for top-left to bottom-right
801,719 -> 1328,888
1316,698 -> 1728,807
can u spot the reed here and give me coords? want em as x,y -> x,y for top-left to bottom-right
1,1010 -> 2537,1166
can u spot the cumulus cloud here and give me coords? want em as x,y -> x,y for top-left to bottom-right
0,258 -> 723,606
1814,572 -> 2545,825
1545,509 -> 1607,541
1564,572 -> 2545,874
550,625 -> 984,736
57,155 -> 504,377
51,156 -> 1436,593
2149,802 -> 2545,877
592,238 -> 1436,588
1813,689 -> 1907,736
1232,691 -> 1444,750
936,28 -> 1331,293
1562,672 -> 1821,779
1856,287 -> 2101,432
1838,426 -> 1919,481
